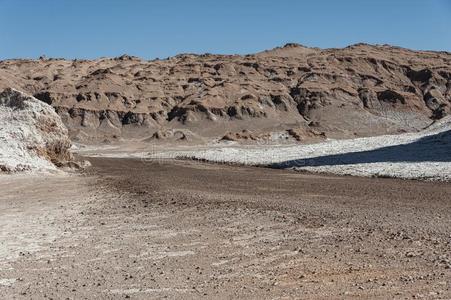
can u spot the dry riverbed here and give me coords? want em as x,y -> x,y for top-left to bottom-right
0,157 -> 450,299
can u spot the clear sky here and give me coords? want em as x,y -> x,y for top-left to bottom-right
1,0 -> 451,59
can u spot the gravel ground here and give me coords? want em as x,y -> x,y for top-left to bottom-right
0,158 -> 450,299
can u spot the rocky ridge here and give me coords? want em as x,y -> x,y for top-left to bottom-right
1,43 -> 450,143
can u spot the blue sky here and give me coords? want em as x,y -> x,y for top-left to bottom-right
1,0 -> 451,59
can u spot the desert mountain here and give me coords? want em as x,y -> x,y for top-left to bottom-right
0,43 -> 450,143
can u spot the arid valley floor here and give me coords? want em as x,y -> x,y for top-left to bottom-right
1,41 -> 451,299
1,157 -> 450,299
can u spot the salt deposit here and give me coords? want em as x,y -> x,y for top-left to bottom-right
0,88 -> 72,173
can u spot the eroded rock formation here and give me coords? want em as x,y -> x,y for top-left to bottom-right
0,88 -> 77,172
1,43 -> 450,142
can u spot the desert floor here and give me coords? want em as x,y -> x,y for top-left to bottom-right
0,157 -> 450,299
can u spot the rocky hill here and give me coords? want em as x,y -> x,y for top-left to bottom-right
1,43 -> 450,143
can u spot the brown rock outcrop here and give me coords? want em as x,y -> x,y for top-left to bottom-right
1,43 -> 450,142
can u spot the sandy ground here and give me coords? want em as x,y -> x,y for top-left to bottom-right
0,158 -> 450,299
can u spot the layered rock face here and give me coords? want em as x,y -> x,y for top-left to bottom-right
0,44 -> 450,142
0,88 -> 73,172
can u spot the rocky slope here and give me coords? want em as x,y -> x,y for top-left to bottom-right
1,44 -> 450,143
0,88 -> 75,173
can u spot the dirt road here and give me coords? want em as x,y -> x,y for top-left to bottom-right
1,158 -> 450,299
